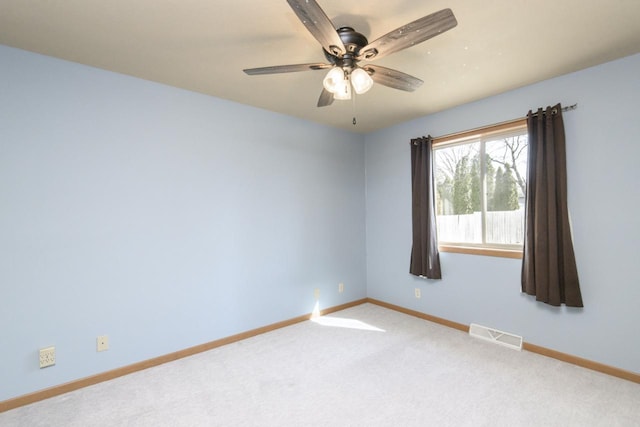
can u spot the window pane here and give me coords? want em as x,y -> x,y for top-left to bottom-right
434,141 -> 482,244
433,130 -> 528,249
485,134 -> 528,245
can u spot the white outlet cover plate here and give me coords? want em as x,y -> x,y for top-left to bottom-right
39,346 -> 56,368
97,335 -> 109,352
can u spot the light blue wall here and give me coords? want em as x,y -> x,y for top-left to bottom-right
0,45 -> 367,401
2,44 -> 638,403
365,53 -> 640,373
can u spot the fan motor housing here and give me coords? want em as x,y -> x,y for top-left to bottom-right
323,27 -> 368,67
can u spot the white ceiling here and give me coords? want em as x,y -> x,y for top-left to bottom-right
1,0 -> 639,133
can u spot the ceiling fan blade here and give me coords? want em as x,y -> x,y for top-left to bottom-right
357,8 -> 457,61
317,88 -> 334,107
243,63 -> 333,75
364,65 -> 424,92
287,0 -> 346,57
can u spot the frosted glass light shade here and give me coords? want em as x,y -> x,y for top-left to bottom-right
333,79 -> 352,100
323,67 -> 346,93
351,68 -> 373,94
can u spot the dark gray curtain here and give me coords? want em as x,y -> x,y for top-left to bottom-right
410,136 -> 442,279
522,104 -> 583,307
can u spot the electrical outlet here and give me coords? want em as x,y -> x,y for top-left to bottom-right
414,288 -> 421,299
314,288 -> 320,300
97,335 -> 109,352
39,346 -> 56,368
338,283 -> 344,293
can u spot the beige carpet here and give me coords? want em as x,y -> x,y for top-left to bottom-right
2,303 -> 639,426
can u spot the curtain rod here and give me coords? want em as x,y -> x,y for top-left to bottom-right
421,103 -> 578,144
530,103 -> 578,117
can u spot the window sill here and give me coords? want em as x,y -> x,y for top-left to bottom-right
438,245 -> 523,259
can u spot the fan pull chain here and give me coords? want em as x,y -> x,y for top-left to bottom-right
352,91 -> 357,126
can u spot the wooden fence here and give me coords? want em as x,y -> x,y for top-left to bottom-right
436,210 -> 525,245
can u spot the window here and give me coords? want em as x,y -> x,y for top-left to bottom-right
433,120 -> 528,258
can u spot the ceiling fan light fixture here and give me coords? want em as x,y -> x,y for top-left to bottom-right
351,68 -> 374,94
244,2 -> 458,109
333,78 -> 352,100
323,67 -> 346,94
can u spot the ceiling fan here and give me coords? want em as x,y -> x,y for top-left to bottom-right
243,0 -> 457,107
